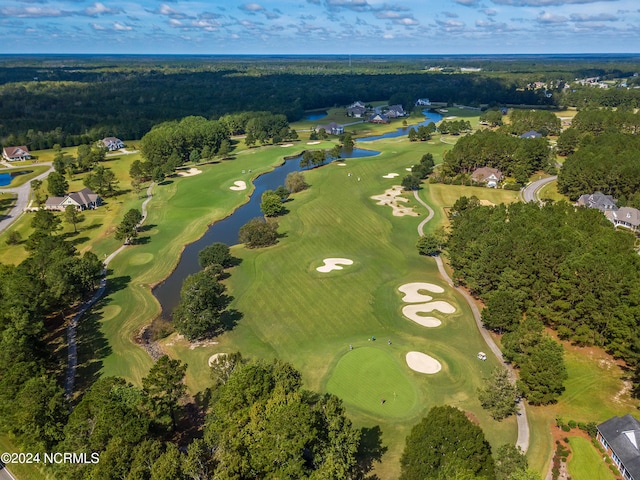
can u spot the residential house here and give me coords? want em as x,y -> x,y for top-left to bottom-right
347,106 -> 366,118
597,415 -> 640,480
369,114 -> 389,124
471,167 -> 503,188
386,105 -> 406,118
315,122 -> 344,135
101,137 -> 125,151
605,207 -> 640,233
2,146 -> 31,162
415,98 -> 431,106
348,101 -> 366,109
576,192 -> 618,212
520,131 -> 542,139
45,188 -> 102,211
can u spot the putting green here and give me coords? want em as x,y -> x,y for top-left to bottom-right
326,346 -> 420,418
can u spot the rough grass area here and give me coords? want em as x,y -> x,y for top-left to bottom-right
568,436 -> 615,480
524,341 -> 639,475
538,180 -> 567,202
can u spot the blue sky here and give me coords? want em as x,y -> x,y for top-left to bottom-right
1,0 -> 639,54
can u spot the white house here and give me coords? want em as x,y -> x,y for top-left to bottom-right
2,146 -> 32,162
101,137 -> 125,151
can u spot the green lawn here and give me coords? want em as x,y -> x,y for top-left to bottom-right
568,436 -> 615,480
538,180 -> 567,202
0,435 -> 52,480
0,192 -> 16,216
524,342 -> 639,475
163,135 -> 516,479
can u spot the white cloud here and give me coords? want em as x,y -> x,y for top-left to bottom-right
493,0 -> 618,6
91,22 -> 106,30
0,6 -> 69,17
84,2 -> 122,17
113,21 -> 132,31
570,13 -> 618,22
536,11 -> 568,23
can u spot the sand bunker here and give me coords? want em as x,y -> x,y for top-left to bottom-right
280,143 -> 294,147
229,180 -> 247,191
371,186 -> 419,217
337,163 -> 347,166
177,167 -> 202,177
398,282 -> 445,302
402,301 -> 456,328
405,167 -> 413,172
445,116 -> 458,120
382,173 -> 400,178
406,351 -> 442,374
307,141 -> 321,145
316,258 -> 354,273
479,199 -> 496,206
208,353 -> 226,367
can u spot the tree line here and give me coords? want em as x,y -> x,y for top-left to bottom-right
442,130 -> 553,184
446,199 -> 640,402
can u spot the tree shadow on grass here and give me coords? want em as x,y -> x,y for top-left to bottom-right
105,275 -> 131,295
137,224 -> 156,234
134,236 -> 151,245
357,425 -> 388,479
73,295 -> 113,402
220,308 -> 243,332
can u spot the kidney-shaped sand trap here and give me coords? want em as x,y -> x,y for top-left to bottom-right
406,351 -> 442,374
316,258 -> 354,273
382,173 -> 399,178
402,301 -> 456,328
398,282 -> 445,302
229,180 -> 247,191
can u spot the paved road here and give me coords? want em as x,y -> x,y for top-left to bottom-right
521,175 -> 557,203
0,164 -> 53,234
0,463 -> 17,480
413,188 -> 530,453
65,182 -> 154,399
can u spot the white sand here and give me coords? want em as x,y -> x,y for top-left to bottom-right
208,353 -> 226,367
382,173 -> 400,178
479,199 -> 496,206
177,167 -> 203,177
307,141 -> 321,145
445,116 -> 458,120
406,351 -> 442,374
337,163 -> 347,166
316,258 -> 354,273
404,301 -> 455,315
398,282 -> 445,303
280,143 -> 294,147
229,180 -> 247,191
371,186 -> 419,217
405,167 -> 413,172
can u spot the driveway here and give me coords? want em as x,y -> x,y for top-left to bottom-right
0,164 -> 53,234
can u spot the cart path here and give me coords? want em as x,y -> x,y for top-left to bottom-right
413,188 -> 530,452
65,182 -> 154,399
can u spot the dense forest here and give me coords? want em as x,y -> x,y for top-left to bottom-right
446,200 -> 640,401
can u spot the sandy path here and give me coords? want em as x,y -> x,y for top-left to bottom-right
316,258 -> 354,273
406,352 -> 442,374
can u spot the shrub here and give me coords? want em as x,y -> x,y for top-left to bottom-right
568,420 -> 577,429
238,217 -> 279,248
5,230 -> 21,245
562,424 -> 571,432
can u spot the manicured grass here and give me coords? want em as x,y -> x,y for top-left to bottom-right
567,436 -> 615,480
326,347 -> 420,418
0,192 -> 16,216
161,135 -> 516,479
538,180 -> 568,202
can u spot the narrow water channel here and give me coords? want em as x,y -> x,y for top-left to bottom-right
153,148 -> 379,318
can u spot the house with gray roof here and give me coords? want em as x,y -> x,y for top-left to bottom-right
520,130 -> 542,139
605,207 -> 640,233
386,104 -> 406,118
315,122 -> 344,135
576,192 -> 618,212
471,167 -> 503,188
45,188 -> 101,212
598,415 -> 640,480
101,137 -> 124,151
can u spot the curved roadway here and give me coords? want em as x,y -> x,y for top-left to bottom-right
0,164 -> 53,234
521,175 -> 557,203
413,189 -> 530,453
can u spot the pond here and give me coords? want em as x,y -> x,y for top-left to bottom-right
0,170 -> 33,187
357,109 -> 444,142
153,147 -> 379,318
302,111 -> 328,121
